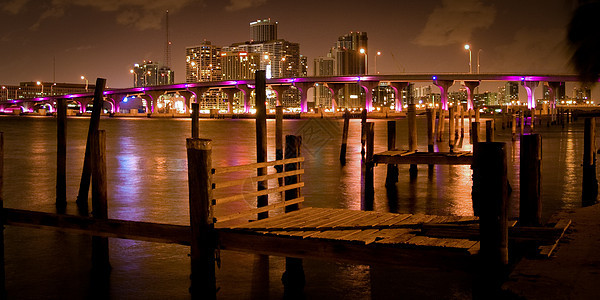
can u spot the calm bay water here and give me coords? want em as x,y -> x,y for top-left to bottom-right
0,115 -> 589,299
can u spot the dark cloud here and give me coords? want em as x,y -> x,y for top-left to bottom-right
225,0 -> 267,11
414,0 -> 496,47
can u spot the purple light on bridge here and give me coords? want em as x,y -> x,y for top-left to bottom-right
432,76 -> 437,80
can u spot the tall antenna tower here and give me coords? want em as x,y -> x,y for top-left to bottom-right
164,10 -> 171,68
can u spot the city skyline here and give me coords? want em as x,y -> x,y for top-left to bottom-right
0,0 -> 577,89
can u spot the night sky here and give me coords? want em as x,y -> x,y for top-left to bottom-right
0,0 -> 576,89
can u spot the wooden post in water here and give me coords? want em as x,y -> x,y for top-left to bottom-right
473,142 -> 509,292
472,122 -> 480,144
511,113 -> 517,141
361,122 -> 375,210
340,109 -> 350,164
475,108 -> 480,124
427,109 -> 435,172
56,98 -> 67,209
275,106 -> 284,185
76,78 -> 107,210
0,132 -> 4,297
91,130 -> 111,276
454,106 -> 460,140
408,104 -> 418,176
282,135 -> 305,295
386,120 -> 399,186
191,103 -> 199,138
460,106 -> 465,138
255,70 -> 268,220
437,108 -> 445,142
520,134 -> 542,226
361,109 -> 367,156
530,109 -> 535,132
486,120 -> 495,142
582,118 -> 598,207
468,109 -> 473,144
186,138 -> 216,299
519,110 -> 525,135
449,106 -> 456,152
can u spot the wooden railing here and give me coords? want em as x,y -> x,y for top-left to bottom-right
212,156 -> 305,223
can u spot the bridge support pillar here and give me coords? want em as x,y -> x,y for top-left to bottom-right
144,90 -> 165,114
464,81 -> 480,111
178,90 -> 195,113
78,97 -> 93,113
293,82 -> 315,113
326,83 -> 345,113
389,82 -> 409,112
521,81 -> 539,109
433,79 -> 454,111
109,93 -> 127,114
270,85 -> 291,107
236,84 -> 253,113
359,81 -> 379,112
188,87 -> 210,110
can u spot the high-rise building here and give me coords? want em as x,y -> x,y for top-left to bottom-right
221,51 -> 261,80
250,19 -> 278,42
543,83 -> 566,101
225,40 -> 300,79
185,41 -> 222,82
504,82 -> 519,104
313,56 -> 335,108
131,60 -> 174,87
573,86 -> 592,103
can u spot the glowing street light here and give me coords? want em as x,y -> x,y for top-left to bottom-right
2,86 -> 8,100
464,44 -> 472,74
359,48 -> 368,74
36,81 -> 44,95
80,76 -> 88,91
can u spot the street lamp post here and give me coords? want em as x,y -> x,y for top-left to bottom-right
130,69 -> 138,87
36,81 -> 44,95
375,51 -> 381,74
50,83 -> 56,96
15,88 -> 20,99
2,86 -> 7,100
464,44 -> 472,74
81,76 -> 88,91
360,48 -> 368,75
477,49 -> 483,74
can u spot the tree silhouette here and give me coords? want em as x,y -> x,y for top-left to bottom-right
568,0 -> 600,83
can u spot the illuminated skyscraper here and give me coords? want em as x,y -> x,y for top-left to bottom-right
250,19 -> 278,42
132,61 -> 174,87
185,41 -> 222,83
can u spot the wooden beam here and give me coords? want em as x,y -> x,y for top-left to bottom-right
3,208 -> 191,245
373,152 -> 473,165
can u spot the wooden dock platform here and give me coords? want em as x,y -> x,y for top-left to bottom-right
373,150 -> 473,165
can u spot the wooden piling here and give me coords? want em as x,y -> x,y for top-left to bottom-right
486,120 -> 494,142
582,118 -> 598,207
56,98 -> 67,209
386,120 -> 399,186
282,135 -> 305,295
475,108 -> 480,124
437,108 -> 445,142
472,122 -> 480,144
191,103 -> 199,138
449,106 -> 455,152
519,110 -> 525,135
0,132 -> 4,296
520,134 -> 542,226
361,122 -> 375,210
276,106 -> 284,184
340,109 -> 350,164
361,109 -> 367,156
511,113 -> 517,141
255,70 -> 268,220
460,106 -> 465,137
408,104 -> 418,176
454,106 -> 460,140
186,138 -> 216,299
91,130 -> 111,274
427,109 -> 435,172
76,78 -> 107,210
468,109 -> 473,141
473,142 -> 509,291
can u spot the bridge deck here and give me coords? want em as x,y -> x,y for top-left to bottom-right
373,150 -> 473,165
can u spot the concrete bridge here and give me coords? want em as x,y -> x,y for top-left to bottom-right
0,73 -> 583,114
